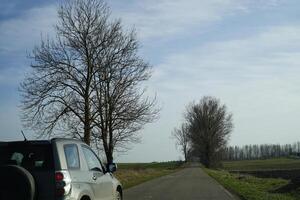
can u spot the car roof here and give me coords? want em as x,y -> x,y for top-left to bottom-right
0,138 -> 85,145
0,140 -> 51,145
51,138 -> 86,145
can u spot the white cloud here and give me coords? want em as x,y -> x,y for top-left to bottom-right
0,5 -> 57,85
112,0 -> 282,40
0,5 -> 58,141
147,24 -> 300,147
0,105 -> 23,141
0,5 -> 57,53
0,67 -> 25,85
152,25 -> 300,89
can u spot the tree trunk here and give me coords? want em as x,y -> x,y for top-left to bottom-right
83,96 -> 91,145
106,150 -> 113,164
107,127 -> 114,164
103,143 -> 113,164
184,146 -> 188,162
84,124 -> 90,145
204,145 -> 211,168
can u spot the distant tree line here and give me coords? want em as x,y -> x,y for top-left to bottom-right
222,142 -> 300,161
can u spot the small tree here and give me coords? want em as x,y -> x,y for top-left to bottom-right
186,96 -> 233,168
172,123 -> 190,162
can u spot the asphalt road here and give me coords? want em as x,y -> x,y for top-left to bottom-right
124,165 -> 237,200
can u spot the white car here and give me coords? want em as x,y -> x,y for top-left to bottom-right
0,138 -> 122,200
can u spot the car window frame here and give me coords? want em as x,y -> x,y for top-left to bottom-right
64,144 -> 81,170
81,145 -> 105,172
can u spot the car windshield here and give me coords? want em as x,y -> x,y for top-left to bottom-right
0,143 -> 54,170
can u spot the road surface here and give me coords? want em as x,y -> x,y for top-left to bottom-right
124,165 -> 237,200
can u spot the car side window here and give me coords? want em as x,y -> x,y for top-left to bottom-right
64,144 -> 80,169
82,146 -> 102,172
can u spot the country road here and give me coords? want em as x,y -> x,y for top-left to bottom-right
124,165 -> 237,200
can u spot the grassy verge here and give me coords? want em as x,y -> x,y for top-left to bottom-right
115,161 -> 183,189
223,158 -> 300,171
204,168 -> 300,200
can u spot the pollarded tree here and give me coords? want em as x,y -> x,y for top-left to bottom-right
186,96 -> 233,168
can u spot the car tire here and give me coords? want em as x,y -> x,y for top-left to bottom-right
116,190 -> 122,200
0,165 -> 36,200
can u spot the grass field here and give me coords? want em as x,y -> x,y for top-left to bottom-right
205,169 -> 300,200
223,158 -> 300,171
115,161 -> 183,189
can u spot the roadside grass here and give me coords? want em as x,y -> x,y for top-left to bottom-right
115,161 -> 183,189
204,168 -> 300,200
223,158 -> 300,171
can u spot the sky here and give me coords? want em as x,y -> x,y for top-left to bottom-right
1,0 -> 300,162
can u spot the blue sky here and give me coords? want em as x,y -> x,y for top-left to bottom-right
1,0 -> 300,162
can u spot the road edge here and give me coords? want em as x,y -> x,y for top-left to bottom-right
203,168 -> 241,200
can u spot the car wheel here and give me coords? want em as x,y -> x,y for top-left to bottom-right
0,165 -> 36,200
116,190 -> 122,200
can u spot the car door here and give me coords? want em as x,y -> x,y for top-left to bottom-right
81,145 -> 114,200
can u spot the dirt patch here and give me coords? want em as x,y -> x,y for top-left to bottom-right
271,182 -> 299,193
229,169 -> 300,180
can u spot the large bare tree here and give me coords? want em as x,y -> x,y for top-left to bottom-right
20,0 -> 158,162
21,0 -> 108,144
172,123 -> 190,162
91,20 -> 158,164
185,96 -> 233,168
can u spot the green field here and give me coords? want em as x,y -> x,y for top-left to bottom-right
223,158 -> 300,171
118,161 -> 183,170
115,161 -> 183,189
205,169 -> 300,200
205,158 -> 300,200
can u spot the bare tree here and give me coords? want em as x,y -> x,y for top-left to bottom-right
186,96 -> 233,168
172,123 -> 190,162
20,0 -> 158,163
91,21 -> 159,164
21,0 -> 109,144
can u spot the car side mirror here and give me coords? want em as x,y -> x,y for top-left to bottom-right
107,163 -> 117,173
